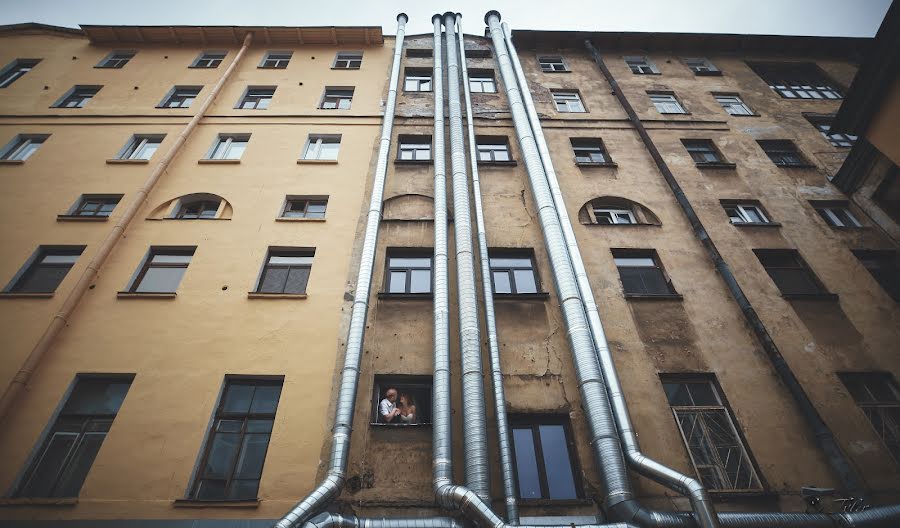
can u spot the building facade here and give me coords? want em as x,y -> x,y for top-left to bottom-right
0,10 -> 898,528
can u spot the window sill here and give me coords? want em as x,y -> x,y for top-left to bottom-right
540,70 -> 571,74
585,222 -> 660,227
517,498 -> 593,507
188,65 -> 220,69
369,422 -> 432,427
732,222 -> 782,228
0,292 -> 54,299
377,292 -> 434,300
782,293 -> 839,301
828,225 -> 869,230
494,292 -> 550,301
0,159 -> 26,165
159,217 -> 230,221
693,70 -> 723,77
0,497 -> 78,507
247,292 -> 308,299
394,159 -> 434,166
728,113 -> 762,117
106,159 -> 149,164
117,292 -> 177,299
297,159 -> 339,164
331,67 -> 361,71
708,489 -> 777,501
57,215 -> 109,222
624,293 -> 684,300
276,217 -> 327,222
774,164 -> 816,169
478,160 -> 518,167
576,161 -> 617,168
198,159 -> 241,164
173,498 -> 260,508
695,162 -> 736,170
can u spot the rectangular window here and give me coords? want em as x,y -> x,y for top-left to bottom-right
468,69 -> 497,93
489,250 -> 539,295
128,247 -> 195,294
0,134 -> 49,161
176,198 -> 221,219
192,378 -> 283,500
612,249 -> 676,296
840,372 -> 900,464
805,115 -> 856,148
511,416 -> 581,500
54,86 -> 101,108
810,201 -> 861,228
17,376 -> 132,498
852,250 -> 900,302
69,195 -> 122,218
625,56 -> 658,74
333,52 -> 362,69
538,56 -> 568,72
649,92 -> 686,114
684,57 -> 719,75
747,62 -> 842,100
256,249 -> 314,294
714,94 -> 754,116
282,197 -> 327,219
117,134 -> 164,160
385,249 -> 433,294
159,86 -> 202,109
237,87 -> 275,110
753,249 -> 830,297
592,207 -> 636,225
661,376 -> 763,491
6,246 -> 85,294
570,138 -> 611,164
406,48 -> 433,58
301,134 -> 341,161
192,51 -> 226,68
207,134 -> 250,160
260,51 -> 292,69
320,87 -> 354,109
0,59 -> 41,88
475,136 -> 511,162
403,69 -> 432,92
681,139 -> 725,164
96,50 -> 135,69
372,375 -> 433,426
757,140 -> 809,167
397,135 -> 432,161
721,201 -> 770,224
551,90 -> 585,113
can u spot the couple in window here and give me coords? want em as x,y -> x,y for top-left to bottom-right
379,387 -> 417,425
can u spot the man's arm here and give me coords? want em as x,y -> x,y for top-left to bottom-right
379,399 -> 393,421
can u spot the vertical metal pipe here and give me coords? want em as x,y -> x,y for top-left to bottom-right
456,12 -> 519,523
499,23 -> 718,528
273,14 -> 407,528
442,11 -> 491,501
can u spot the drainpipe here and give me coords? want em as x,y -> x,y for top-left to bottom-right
0,31 -> 255,422
442,10 -> 491,501
274,14 -> 408,528
497,23 -> 718,528
456,13 -> 520,524
581,38 -> 869,499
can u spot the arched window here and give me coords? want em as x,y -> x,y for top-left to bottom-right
147,193 -> 233,220
578,197 -> 660,226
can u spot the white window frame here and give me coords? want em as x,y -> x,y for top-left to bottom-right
468,73 -> 496,93
398,137 -> 432,161
54,86 -> 101,108
97,50 -> 135,69
333,52 -> 363,69
206,134 -> 250,161
714,94 -> 753,116
260,51 -> 292,69
475,139 -> 511,162
0,134 -> 49,161
624,56 -> 658,74
302,135 -> 341,161
237,87 -> 275,110
191,51 -> 226,68
0,59 -> 40,88
684,57 -> 718,74
815,205 -> 861,228
591,208 -> 636,225
118,135 -> 164,160
404,71 -> 432,92
724,203 -> 769,224
538,56 -> 567,72
650,93 -> 686,114
320,88 -> 354,109
552,91 -> 585,113
159,86 -> 201,109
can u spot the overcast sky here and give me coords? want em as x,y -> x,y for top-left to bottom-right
0,0 -> 891,38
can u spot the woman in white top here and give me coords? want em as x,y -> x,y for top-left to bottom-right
398,393 -> 417,424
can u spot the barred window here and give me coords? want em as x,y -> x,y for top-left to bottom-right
839,372 -> 900,465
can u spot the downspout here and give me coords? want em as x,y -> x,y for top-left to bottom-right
0,31 -> 255,422
442,11 -> 491,501
456,13 -> 520,524
274,14 -> 408,528
498,23 -> 718,528
581,38 -> 869,499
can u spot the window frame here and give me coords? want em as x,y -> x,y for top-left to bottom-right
468,69 -> 497,93
551,90 -> 586,113
384,248 -> 434,295
397,135 -> 433,162
281,196 -> 328,219
65,194 -> 123,219
0,134 -> 50,161
852,250 -> 900,302
839,372 -> 900,466
116,134 -> 165,160
570,138 -> 612,165
371,374 -> 434,426
206,134 -> 250,161
236,86 -> 276,110
126,247 -> 195,294
174,198 -> 222,220
649,91 -> 687,114
590,207 -> 637,225
191,51 -> 227,69
96,50 -> 135,69
0,58 -> 41,88
255,248 -> 315,295
810,201 -> 861,228
332,51 -> 363,70
804,114 -> 856,148
259,51 -> 292,69
475,136 -> 512,163
683,57 -> 720,76
5,246 -> 85,294
611,248 -> 678,297
488,249 -> 541,296
158,86 -> 202,109
319,87 -> 354,110
509,414 -> 583,501
301,134 -> 341,161
681,139 -> 726,165
757,139 -> 811,168
53,86 -> 101,109
713,93 -> 755,117
624,55 -> 659,75
753,248 -> 833,298
538,56 -> 568,73
660,375 -> 765,492
403,68 -> 433,92
720,201 -> 771,225
747,61 -> 843,100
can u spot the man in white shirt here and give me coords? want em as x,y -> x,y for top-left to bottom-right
379,387 -> 401,423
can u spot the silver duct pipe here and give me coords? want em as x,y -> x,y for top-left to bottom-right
274,13 -> 408,528
490,10 -> 900,528
303,512 -> 464,528
497,21 -> 719,528
456,12 -> 520,524
443,10 -> 491,501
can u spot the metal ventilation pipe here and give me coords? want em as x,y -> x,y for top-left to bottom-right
497,22 -> 718,528
456,12 -> 519,523
442,10 -> 491,501
273,13 -> 409,528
